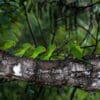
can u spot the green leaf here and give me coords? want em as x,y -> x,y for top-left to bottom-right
76,89 -> 88,100
68,43 -> 83,59
95,42 -> 100,54
0,40 -> 16,50
30,46 -> 46,59
12,43 -> 31,57
55,26 -> 67,44
24,47 -> 35,57
40,44 -> 56,60
93,5 -> 100,13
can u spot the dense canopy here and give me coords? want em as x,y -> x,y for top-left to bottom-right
0,0 -> 100,100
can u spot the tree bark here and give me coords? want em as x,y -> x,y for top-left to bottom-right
0,51 -> 100,91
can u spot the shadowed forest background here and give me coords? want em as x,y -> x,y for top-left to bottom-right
0,0 -> 100,100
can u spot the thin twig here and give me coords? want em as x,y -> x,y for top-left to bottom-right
34,14 -> 47,47
70,87 -> 77,100
78,24 -> 96,45
23,4 -> 37,46
78,1 -> 100,9
31,1 -> 47,47
92,14 -> 100,54
51,11 -> 57,44
42,1 -> 100,10
81,44 -> 95,49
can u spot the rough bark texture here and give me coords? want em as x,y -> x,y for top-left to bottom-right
0,51 -> 100,91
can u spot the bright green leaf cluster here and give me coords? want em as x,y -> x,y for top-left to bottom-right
68,43 -> 83,59
30,46 -> 46,59
0,40 -> 16,51
12,43 -> 31,57
95,42 -> 100,54
11,43 -> 56,60
40,44 -> 56,60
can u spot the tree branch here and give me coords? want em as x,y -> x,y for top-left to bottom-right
0,51 -> 100,91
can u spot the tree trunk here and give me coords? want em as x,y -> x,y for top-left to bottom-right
0,51 -> 100,91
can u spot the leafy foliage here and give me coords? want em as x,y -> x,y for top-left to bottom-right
40,44 -> 56,60
0,0 -> 100,100
68,43 -> 83,59
12,43 -> 31,57
0,40 -> 16,50
29,45 -> 46,59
